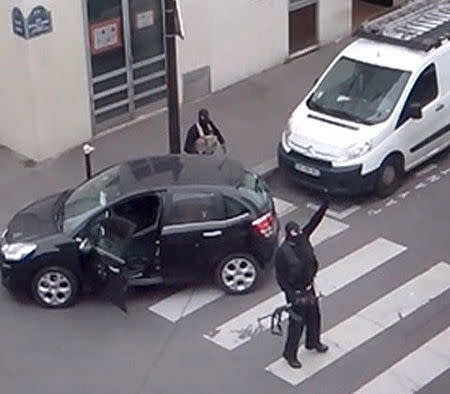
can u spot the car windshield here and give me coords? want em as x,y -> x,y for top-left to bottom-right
238,171 -> 270,212
63,166 -> 122,233
307,57 -> 411,125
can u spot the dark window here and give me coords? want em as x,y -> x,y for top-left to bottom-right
167,192 -> 223,225
224,197 -> 248,219
113,195 -> 159,233
238,171 -> 270,211
398,64 -> 438,127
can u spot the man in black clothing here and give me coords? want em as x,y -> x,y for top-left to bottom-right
275,195 -> 330,368
184,109 -> 227,155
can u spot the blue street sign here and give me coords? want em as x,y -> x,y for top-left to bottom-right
11,6 -> 53,40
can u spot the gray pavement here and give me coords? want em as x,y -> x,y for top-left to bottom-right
0,37 -> 449,394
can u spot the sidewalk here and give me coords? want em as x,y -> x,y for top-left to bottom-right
0,39 -> 350,227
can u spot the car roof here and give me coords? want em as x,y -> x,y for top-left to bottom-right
112,154 -> 246,193
342,38 -> 429,72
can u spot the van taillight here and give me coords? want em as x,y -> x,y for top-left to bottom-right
252,212 -> 274,238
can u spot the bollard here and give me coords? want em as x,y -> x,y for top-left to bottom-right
83,144 -> 95,180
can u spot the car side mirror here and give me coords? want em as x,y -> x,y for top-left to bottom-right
407,102 -> 423,120
79,238 -> 93,254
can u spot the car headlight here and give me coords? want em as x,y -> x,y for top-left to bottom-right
1,243 -> 37,261
347,141 -> 372,160
281,122 -> 293,153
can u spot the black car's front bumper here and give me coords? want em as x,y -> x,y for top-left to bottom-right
1,254 -> 31,292
278,143 -> 376,195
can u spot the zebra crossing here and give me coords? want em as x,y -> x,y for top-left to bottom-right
146,196 -> 450,392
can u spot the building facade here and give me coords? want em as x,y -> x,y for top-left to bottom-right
0,0 -> 405,161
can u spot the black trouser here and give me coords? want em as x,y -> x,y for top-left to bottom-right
283,289 -> 321,359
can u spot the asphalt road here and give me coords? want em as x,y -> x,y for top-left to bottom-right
0,150 -> 449,394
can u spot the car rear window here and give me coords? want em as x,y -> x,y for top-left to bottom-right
237,171 -> 271,212
224,197 -> 248,218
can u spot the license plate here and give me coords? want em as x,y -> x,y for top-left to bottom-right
295,163 -> 320,177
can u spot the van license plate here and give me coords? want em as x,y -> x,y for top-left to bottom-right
295,163 -> 320,177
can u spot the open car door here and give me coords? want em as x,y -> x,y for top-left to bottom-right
85,216 -> 136,313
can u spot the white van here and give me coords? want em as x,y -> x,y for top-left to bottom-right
278,0 -> 450,197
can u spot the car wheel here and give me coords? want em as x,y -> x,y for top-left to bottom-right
31,266 -> 79,309
215,254 -> 261,295
374,157 -> 403,198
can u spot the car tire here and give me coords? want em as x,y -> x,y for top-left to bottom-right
31,266 -> 79,309
374,156 -> 403,198
215,254 -> 262,295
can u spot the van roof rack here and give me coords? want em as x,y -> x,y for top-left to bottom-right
356,0 -> 450,52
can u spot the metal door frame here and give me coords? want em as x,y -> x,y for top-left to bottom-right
81,0 -> 167,133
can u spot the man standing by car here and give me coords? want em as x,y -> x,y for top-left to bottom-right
275,193 -> 330,368
184,109 -> 227,155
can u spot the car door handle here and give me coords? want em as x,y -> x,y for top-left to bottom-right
202,230 -> 222,238
436,104 -> 445,112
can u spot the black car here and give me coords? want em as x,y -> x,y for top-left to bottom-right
1,155 -> 279,309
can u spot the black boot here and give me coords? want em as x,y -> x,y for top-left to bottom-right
306,342 -> 329,353
283,351 -> 302,369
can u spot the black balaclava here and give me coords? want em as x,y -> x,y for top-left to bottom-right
198,109 -> 210,128
285,221 -> 300,244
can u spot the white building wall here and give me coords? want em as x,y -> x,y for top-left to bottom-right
26,0 -> 92,161
178,0 -> 288,94
317,0 -> 352,46
0,0 -> 38,159
0,0 -> 91,161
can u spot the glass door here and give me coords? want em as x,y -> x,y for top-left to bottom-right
129,0 -> 167,110
84,0 -> 166,130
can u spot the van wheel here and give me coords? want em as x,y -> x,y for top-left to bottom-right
31,266 -> 79,309
374,157 -> 403,198
215,254 -> 261,295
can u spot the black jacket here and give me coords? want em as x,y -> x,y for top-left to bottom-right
275,199 -> 329,300
184,121 -> 226,154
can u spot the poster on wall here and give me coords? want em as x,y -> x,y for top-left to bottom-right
135,10 -> 154,30
89,17 -> 122,55
11,6 -> 53,39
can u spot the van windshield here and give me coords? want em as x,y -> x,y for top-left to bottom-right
307,57 -> 411,125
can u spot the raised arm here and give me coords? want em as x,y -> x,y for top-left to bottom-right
210,121 -> 226,145
302,195 -> 330,237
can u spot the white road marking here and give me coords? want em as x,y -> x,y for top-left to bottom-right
273,197 -> 297,217
368,209 -> 383,216
441,167 -> 450,175
266,262 -> 450,386
415,164 -> 438,177
427,174 -> 441,183
149,197 -> 298,323
385,199 -> 398,207
149,285 -> 224,323
398,191 -> 410,199
307,202 -> 360,220
353,327 -> 450,394
315,238 -> 406,297
415,182 -> 428,190
204,238 -> 405,351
